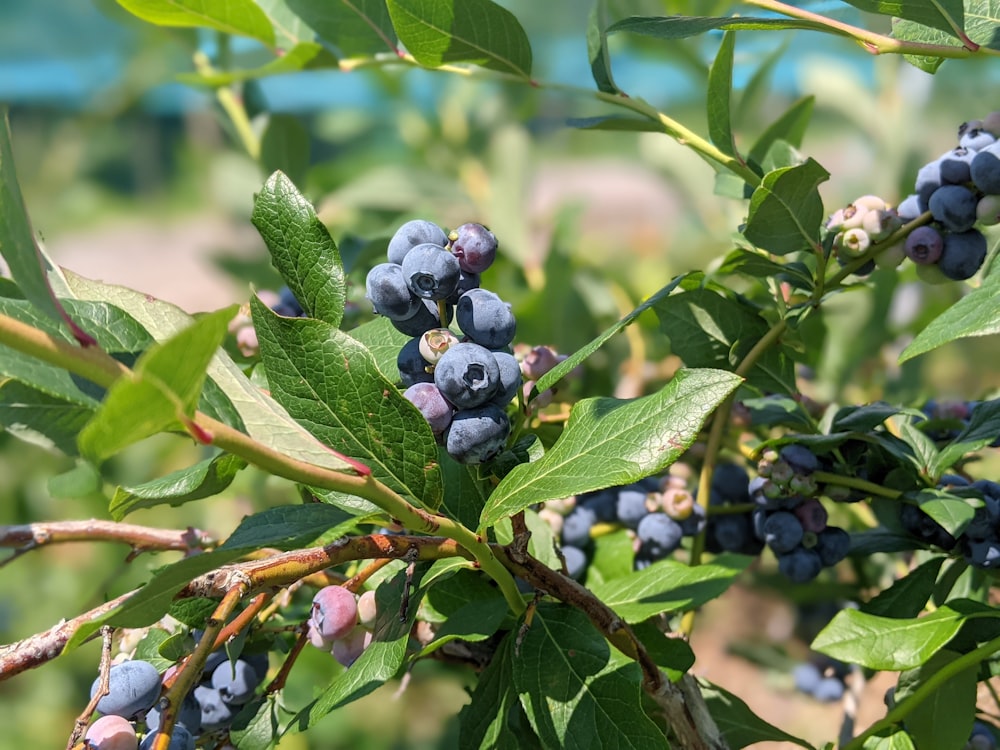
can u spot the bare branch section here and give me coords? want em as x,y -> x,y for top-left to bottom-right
0,521 -> 215,563
0,592 -> 135,682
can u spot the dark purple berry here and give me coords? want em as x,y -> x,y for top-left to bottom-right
404,382 -> 454,437
449,223 -> 498,273
905,226 -> 944,265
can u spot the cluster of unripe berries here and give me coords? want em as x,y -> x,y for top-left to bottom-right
366,219 -> 519,464
82,647 -> 267,749
829,111 -> 1000,281
306,585 -> 377,667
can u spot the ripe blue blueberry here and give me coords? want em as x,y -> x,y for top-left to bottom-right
709,514 -> 755,553
636,512 -> 683,558
971,142 -> 1000,194
193,685 -> 234,731
562,545 -> 588,580
812,676 -> 845,702
928,185 -> 979,232
90,660 -> 161,719
145,691 -> 202,734
273,286 -> 305,317
444,403 -> 511,464
616,487 -> 650,529
815,526 -> 851,566
940,147 -> 975,185
961,128 -> 997,152
456,288 -> 517,349
938,229 -> 987,280
562,506 -> 597,548
712,463 -> 751,502
896,193 -> 922,221
792,662 -> 821,694
779,444 -> 820,474
401,243 -> 461,301
397,336 -> 433,387
139,725 -> 195,750
449,223 -> 498,273
445,268 -> 481,304
365,263 -> 421,320
763,511 -> 804,553
211,658 -> 259,705
390,299 -> 453,337
915,159 -> 943,211
490,350 -> 522,406
434,342 -> 501,409
776,547 -> 823,583
387,219 -> 448,265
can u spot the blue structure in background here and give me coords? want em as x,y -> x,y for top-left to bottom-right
0,0 -> 879,116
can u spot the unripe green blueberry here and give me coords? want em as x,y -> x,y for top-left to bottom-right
915,262 -> 950,285
837,228 -> 871,258
357,590 -> 378,627
418,328 -> 460,364
862,209 -> 902,242
874,240 -> 906,269
853,194 -> 888,212
661,487 -> 694,521
977,194 -> 1000,225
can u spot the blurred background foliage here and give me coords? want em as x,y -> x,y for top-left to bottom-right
2,1 -> 1000,747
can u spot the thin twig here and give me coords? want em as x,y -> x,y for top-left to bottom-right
66,626 -> 115,749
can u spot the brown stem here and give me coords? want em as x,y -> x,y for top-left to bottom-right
0,592 -> 135,682
65,626 -> 114,749
265,625 -> 310,695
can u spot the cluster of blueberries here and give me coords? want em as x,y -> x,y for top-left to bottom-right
829,110 -> 1000,281
365,220 -> 520,464
792,656 -> 848,703
306,585 -> 377,667
82,647 -> 267,749
546,448 -> 852,584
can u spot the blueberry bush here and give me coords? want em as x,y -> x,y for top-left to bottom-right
3,1 -> 1000,749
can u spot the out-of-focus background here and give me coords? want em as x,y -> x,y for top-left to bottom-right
2,1 -> 1000,748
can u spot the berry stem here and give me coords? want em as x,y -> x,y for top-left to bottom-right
811,470 -> 903,500
192,51 -> 261,161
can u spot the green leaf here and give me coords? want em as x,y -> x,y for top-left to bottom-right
586,529 -> 636,585
934,398 -> 1000,472
747,96 -> 815,168
62,270 -> 359,476
289,569 -> 415,731
132,628 -> 175,673
286,0 -> 398,56
78,306 -> 237,463
743,158 -> 829,255
230,695 -> 280,750
256,0 -> 318,47
417,570 -> 507,656
861,556 -> 944,618
707,31 -> 737,158
587,0 -> 620,94
608,15 -> 838,40
386,0 -> 532,78
348,316 -> 412,383
494,508 -> 561,572
862,729 -> 917,750
565,115 -> 662,133
482,368 -> 742,526
832,402 -> 906,433
0,380 -> 95,455
531,275 -> 688,403
109,453 -> 247,519
811,604 -> 990,670
66,504 -> 356,649
907,488 -> 979,538
512,604 -> 666,748
737,395 -> 815,430
895,649 -> 977,750
252,171 -> 346,327
439,445 -> 491,531
841,0 -> 966,38
458,634 -> 521,750
115,0 -> 276,45
0,111 -> 84,339
717,248 -> 814,290
630,621 -> 695,682
260,115 -> 310,190
252,300 -> 442,508
176,42 -> 326,86
652,287 -> 795,393
899,273 -> 1000,362
588,554 -> 751,623
700,679 -> 813,749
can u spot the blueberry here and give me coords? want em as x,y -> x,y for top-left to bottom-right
84,715 -> 138,750
434,342 -> 501,409
899,503 -> 957,550
310,585 -> 359,642
763,511 -> 804,553
961,128 -> 997,152
905,225 -> 944,265
562,545 -> 588,580
445,268 -> 481,304
456,288 -> 517,349
139,725 -> 195,750
971,142 -> 1000,194
580,489 -> 617,523
387,219 -> 448,265
711,463 -> 751,502
777,547 -> 823,583
779,444 -> 820,474
90,660 -> 161,720
273,285 -> 305,317
404,382 -> 453,436
562,506 -> 597,547
977,194 -> 1000,225
397,336 -> 433,387
616,487 -> 650,529
145,691 -> 202,733
938,229 -> 987,280
792,662 -> 821,694
678,503 -> 707,536
444,404 -> 510,464
449,222 -> 498,273
896,193 -> 922,221
929,185 -> 978,232
390,299 -> 453,337
709,513 -> 755,553
211,659 -> 259,705
812,676 -> 845,702
490,350 -> 522,406
967,539 -> 1000,569
940,147 -> 976,184
815,526 -> 851,566
915,159 -> 943,210
972,479 -> 1000,501
193,685 -> 234,731
365,263 -> 422,320
401,243 -> 461,301
636,513 -> 683,558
